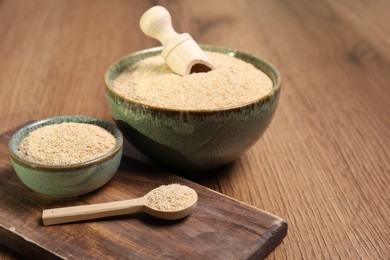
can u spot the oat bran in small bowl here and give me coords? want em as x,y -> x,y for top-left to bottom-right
8,116 -> 123,198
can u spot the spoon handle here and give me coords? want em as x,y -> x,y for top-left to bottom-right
42,197 -> 146,226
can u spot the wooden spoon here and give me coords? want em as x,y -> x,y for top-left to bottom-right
42,184 -> 198,226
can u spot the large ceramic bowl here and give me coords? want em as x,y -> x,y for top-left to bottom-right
104,46 -> 281,172
8,116 -> 123,198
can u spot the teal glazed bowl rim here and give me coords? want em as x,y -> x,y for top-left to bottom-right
8,116 -> 124,170
104,45 -> 282,114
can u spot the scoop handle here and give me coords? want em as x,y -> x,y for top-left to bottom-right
139,5 -> 177,47
42,197 -> 145,226
139,5 -> 215,76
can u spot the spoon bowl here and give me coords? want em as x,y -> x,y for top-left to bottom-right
143,200 -> 198,220
42,184 -> 198,225
143,184 -> 198,220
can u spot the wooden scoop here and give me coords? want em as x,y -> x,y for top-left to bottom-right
140,5 -> 215,76
42,184 -> 198,226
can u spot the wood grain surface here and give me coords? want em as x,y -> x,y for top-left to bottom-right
0,0 -> 389,259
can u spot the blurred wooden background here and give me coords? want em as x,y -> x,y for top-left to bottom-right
0,0 -> 389,258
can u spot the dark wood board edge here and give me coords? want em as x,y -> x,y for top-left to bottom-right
0,225 -> 62,260
204,187 -> 288,259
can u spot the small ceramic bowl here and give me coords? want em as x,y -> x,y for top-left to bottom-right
104,45 -> 281,172
8,116 -> 123,198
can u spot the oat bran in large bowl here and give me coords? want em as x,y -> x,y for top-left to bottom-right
104,45 -> 281,172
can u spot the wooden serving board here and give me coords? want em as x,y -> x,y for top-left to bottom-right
0,124 -> 287,259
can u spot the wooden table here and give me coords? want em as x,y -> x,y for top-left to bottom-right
1,0 -> 389,258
